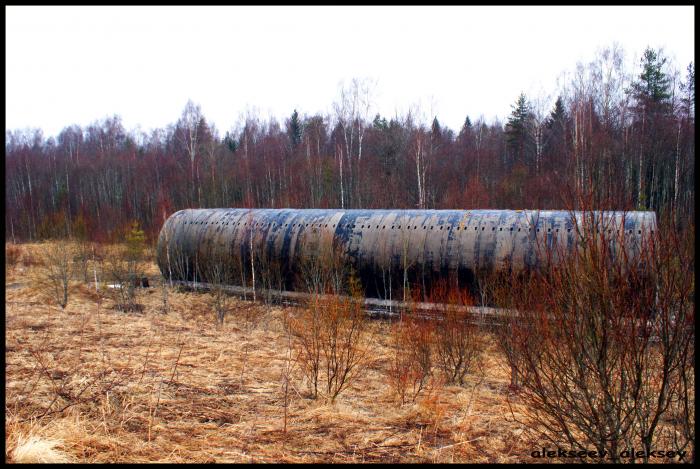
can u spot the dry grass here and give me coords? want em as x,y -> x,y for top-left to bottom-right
8,432 -> 75,464
5,241 -> 533,463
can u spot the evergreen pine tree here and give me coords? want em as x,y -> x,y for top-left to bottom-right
547,96 -> 567,129
641,48 -> 672,102
505,93 -> 533,166
431,116 -> 441,137
543,96 -> 568,168
628,47 -> 673,212
630,47 -> 673,117
223,131 -> 238,153
373,113 -> 388,131
458,115 -> 473,143
463,116 -> 472,130
287,109 -> 303,148
680,62 -> 695,120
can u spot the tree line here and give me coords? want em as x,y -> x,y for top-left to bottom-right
5,46 -> 694,243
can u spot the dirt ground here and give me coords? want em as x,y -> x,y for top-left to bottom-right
5,242 -> 534,463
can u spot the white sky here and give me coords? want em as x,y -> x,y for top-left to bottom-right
6,6 -> 695,139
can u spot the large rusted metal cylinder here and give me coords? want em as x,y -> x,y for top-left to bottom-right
156,208 -> 656,298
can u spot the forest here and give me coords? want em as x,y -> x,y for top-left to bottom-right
5,46 -> 694,244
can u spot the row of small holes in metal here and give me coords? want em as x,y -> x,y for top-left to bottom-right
183,220 -> 647,235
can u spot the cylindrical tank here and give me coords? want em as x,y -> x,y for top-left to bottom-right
156,208 -> 657,298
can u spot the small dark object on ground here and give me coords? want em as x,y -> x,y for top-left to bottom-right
131,276 -> 150,288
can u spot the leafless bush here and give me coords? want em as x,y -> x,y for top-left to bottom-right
40,240 -> 75,309
492,212 -> 694,462
416,375 -> 449,446
280,309 -> 298,435
297,237 -> 349,295
106,255 -> 140,312
388,310 -> 434,404
429,282 -> 483,386
291,290 -> 371,401
322,293 -> 371,400
206,259 -> 232,325
105,222 -> 146,312
162,243 -> 192,286
255,247 -> 284,304
486,269 -> 535,389
291,295 -> 323,398
73,239 -> 93,283
159,278 -> 170,314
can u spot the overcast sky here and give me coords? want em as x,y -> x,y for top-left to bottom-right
6,6 -> 695,139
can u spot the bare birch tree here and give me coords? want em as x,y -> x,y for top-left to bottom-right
176,100 -> 203,206
530,90 -> 551,174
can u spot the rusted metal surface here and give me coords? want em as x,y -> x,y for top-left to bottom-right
156,208 -> 657,298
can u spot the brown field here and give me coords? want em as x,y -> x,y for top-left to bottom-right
5,241 -> 534,463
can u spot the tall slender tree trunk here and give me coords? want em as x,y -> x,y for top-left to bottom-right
25,156 -> 35,240
638,114 -> 645,207
534,125 -> 543,174
337,144 -> 345,209
415,133 -> 425,209
674,120 -> 682,214
476,125 -> 482,181
573,109 -> 580,195
250,227 -> 256,302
